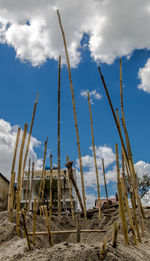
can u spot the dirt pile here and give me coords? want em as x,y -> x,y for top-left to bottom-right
0,209 -> 150,260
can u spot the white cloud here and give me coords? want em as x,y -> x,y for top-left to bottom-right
0,0 -> 150,67
134,160 -> 150,178
80,89 -> 102,104
138,58 -> 150,93
0,118 -> 42,180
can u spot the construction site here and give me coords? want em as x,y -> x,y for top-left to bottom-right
0,7 -> 150,261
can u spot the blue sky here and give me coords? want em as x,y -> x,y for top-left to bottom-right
0,0 -> 150,208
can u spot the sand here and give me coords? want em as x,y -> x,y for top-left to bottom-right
0,209 -> 150,260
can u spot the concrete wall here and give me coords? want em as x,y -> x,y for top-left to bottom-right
0,175 -> 9,211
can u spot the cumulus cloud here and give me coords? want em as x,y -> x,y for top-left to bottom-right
80,89 -> 102,104
134,160 -> 150,178
0,0 -> 150,67
0,118 -> 42,180
138,58 -> 150,93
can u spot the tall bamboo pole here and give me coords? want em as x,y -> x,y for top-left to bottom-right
28,162 -> 34,212
24,158 -> 31,210
21,93 -> 38,196
102,158 -> 110,218
33,197 -> 37,245
66,155 -> 74,220
8,127 -> 21,211
38,138 -> 48,207
57,55 -> 61,218
87,92 -> 101,219
44,205 -> 52,246
57,10 -> 86,218
16,123 -> 28,236
115,144 -> 129,245
119,59 -> 144,235
49,154 -> 53,219
9,171 -> 15,222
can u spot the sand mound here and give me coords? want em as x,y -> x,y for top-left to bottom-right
0,209 -> 150,260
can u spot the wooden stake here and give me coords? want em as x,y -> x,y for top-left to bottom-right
57,55 -> 61,218
87,92 -> 101,219
76,216 -> 80,243
100,237 -> 107,260
8,127 -> 21,211
16,123 -> 28,237
112,221 -> 119,248
24,158 -> 31,210
102,158 -> 110,218
57,10 -> 86,219
116,144 -> 129,245
66,161 -> 84,212
28,162 -> 34,212
49,154 -> 53,219
21,93 -> 38,196
22,209 -> 32,251
9,171 -> 15,222
44,205 -> 52,246
33,197 -> 37,245
66,155 -> 74,220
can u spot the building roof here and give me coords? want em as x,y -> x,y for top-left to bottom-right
0,173 -> 10,184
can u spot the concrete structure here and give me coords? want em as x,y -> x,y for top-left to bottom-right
95,193 -> 119,208
0,173 -> 9,211
20,168 -> 77,213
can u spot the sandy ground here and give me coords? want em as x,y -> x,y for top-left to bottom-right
0,208 -> 150,260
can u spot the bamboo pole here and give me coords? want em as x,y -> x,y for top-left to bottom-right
57,55 -> 61,218
100,237 -> 107,260
87,92 -> 101,219
115,144 -> 129,245
102,158 -> 110,218
66,155 -> 74,220
33,197 -> 37,245
22,209 -> 32,251
44,205 -> 52,246
76,217 -> 80,243
112,221 -> 119,248
9,171 -> 15,222
41,170 -> 46,204
16,123 -> 28,237
63,170 -> 68,216
120,177 -> 137,245
119,59 -> 145,235
8,127 -> 21,211
66,161 -> 84,212
38,138 -> 48,207
57,10 -> 86,219
28,229 -> 106,235
21,93 -> 38,196
49,154 -> 53,219
28,162 -> 34,212
24,158 -> 31,210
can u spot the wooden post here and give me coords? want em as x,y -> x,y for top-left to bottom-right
33,197 -> 37,245
28,162 -> 34,212
100,237 -> 107,260
49,154 -> 53,219
57,55 -> 61,219
116,144 -> 129,245
120,177 -> 137,245
22,209 -> 32,250
44,205 -> 52,246
87,92 -> 101,219
63,170 -> 68,217
21,93 -> 38,196
8,127 -> 21,211
24,159 -> 31,210
9,171 -> 15,222
66,161 -> 84,212
102,158 -> 110,218
76,216 -> 80,243
57,10 -> 86,219
66,155 -> 74,220
38,138 -> 48,207
112,221 -> 119,248
16,123 -> 28,237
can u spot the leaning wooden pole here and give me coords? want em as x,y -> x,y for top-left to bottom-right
24,158 -> 31,210
8,127 -> 21,211
102,158 -> 110,218
66,155 -> 74,220
57,10 -> 86,218
21,93 -> 38,196
9,171 -> 15,222
116,144 -> 129,245
57,55 -> 61,218
87,92 -> 101,219
16,123 -> 28,236
49,154 -> 53,219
